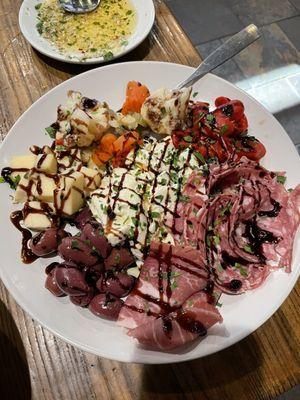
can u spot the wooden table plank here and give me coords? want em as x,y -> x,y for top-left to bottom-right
0,1 -> 299,399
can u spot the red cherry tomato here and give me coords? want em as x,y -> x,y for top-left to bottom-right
171,96 -> 264,164
215,97 -> 230,107
236,138 -> 266,161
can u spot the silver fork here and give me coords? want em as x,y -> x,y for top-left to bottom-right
177,24 -> 260,89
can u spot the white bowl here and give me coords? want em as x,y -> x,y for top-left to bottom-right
0,61 -> 299,363
19,0 -> 155,64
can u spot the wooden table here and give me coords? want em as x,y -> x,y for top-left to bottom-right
0,1 -> 299,399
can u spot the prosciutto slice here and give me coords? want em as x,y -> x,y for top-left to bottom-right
128,292 -> 222,351
175,157 -> 300,294
118,242 -> 222,350
118,242 -> 209,330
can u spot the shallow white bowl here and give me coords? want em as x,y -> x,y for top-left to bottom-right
19,0 -> 155,64
0,62 -> 299,364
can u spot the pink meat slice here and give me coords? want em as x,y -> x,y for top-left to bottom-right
117,242 -> 209,329
173,157 -> 300,294
128,292 -> 222,351
258,183 -> 300,271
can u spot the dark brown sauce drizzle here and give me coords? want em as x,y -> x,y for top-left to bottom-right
10,211 -> 38,264
223,279 -> 242,292
220,104 -> 233,117
203,280 -> 215,304
244,218 -> 279,261
221,251 -> 247,269
36,153 -> 47,169
1,167 -> 15,187
176,311 -> 207,336
258,198 -> 281,218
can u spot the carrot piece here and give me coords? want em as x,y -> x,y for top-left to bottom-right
92,131 -> 141,167
113,131 -> 140,153
92,133 -> 117,166
100,133 -> 117,152
112,131 -> 141,167
121,81 -> 150,115
92,150 -> 112,166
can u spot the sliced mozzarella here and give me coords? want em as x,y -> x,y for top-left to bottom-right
141,87 -> 192,135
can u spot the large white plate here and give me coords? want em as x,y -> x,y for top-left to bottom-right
0,62 -> 299,364
19,0 -> 155,64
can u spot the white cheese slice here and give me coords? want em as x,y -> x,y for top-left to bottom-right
14,175 -> 31,203
10,154 -> 37,178
23,201 -> 55,231
79,166 -> 102,192
35,153 -> 57,174
54,171 -> 84,216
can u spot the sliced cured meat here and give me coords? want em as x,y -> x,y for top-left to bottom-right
128,292 -> 222,351
117,241 -> 209,329
174,157 -> 300,294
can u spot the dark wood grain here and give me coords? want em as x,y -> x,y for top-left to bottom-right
0,1 -> 299,399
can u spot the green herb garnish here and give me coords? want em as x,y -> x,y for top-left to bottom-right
220,125 -> 228,135
55,145 -> 66,152
155,194 -> 164,202
36,21 -> 43,34
150,211 -> 160,219
35,3 -> 42,10
183,135 -> 193,143
213,235 -> 221,246
276,175 -> 286,185
206,114 -> 214,122
244,244 -> 253,254
45,125 -> 56,139
71,240 -> 81,250
233,262 -> 248,277
103,51 -> 114,61
10,175 -> 21,190
179,195 -> 190,203
192,92 -> 199,98
194,151 -> 205,164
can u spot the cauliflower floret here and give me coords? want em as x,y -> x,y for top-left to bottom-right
54,92 -> 120,148
141,87 -> 192,135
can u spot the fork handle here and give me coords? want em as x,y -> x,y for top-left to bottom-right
176,24 -> 260,90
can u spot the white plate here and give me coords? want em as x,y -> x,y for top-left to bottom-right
0,62 -> 299,364
19,0 -> 155,64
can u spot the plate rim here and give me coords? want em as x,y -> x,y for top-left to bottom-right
18,0 -> 155,65
0,61 -> 299,364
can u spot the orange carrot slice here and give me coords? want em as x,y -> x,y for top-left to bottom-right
112,131 -> 141,167
92,150 -> 111,166
92,131 -> 141,167
92,133 -> 117,166
121,81 -> 150,115
100,133 -> 117,152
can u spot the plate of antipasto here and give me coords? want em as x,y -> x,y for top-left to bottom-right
0,61 -> 299,364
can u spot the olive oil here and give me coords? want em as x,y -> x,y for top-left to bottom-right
36,0 -> 136,60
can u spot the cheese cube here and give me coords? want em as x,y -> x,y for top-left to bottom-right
80,166 -> 101,192
57,149 -> 82,171
14,175 -> 30,203
35,154 -> 57,174
10,154 -> 37,178
55,172 -> 84,215
23,201 -> 54,231
31,173 -> 57,202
